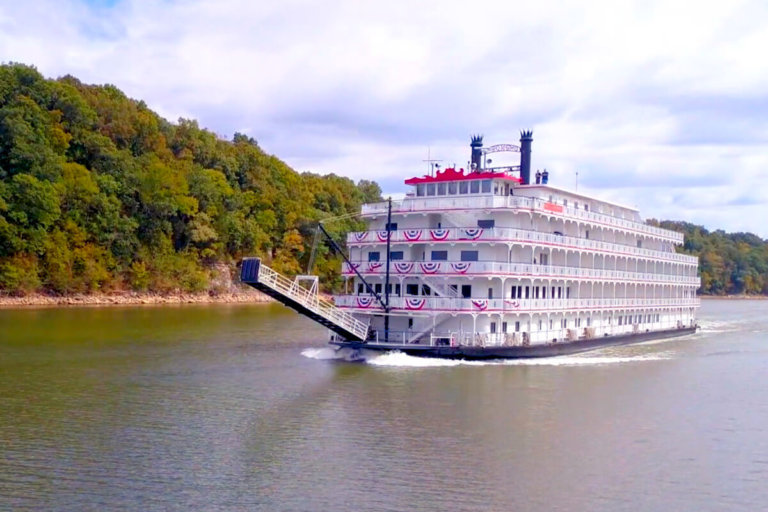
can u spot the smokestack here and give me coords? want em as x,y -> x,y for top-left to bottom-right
470,135 -> 483,171
519,130 -> 533,184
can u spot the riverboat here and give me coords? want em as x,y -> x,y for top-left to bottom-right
326,132 -> 700,359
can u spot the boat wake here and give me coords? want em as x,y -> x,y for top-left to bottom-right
698,319 -> 740,334
303,347 -> 674,367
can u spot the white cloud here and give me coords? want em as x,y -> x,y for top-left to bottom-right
1,0 -> 767,236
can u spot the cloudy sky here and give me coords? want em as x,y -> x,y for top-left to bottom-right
1,0 -> 766,236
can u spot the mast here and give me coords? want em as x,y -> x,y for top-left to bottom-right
384,197 -> 392,341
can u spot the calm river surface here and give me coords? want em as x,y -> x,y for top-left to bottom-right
1,299 -> 767,511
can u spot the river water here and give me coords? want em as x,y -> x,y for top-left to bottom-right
1,299 -> 766,511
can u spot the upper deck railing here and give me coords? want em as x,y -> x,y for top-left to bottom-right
347,226 -> 699,265
341,260 -> 701,286
361,195 -> 684,243
334,295 -> 701,313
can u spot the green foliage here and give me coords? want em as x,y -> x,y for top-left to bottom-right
0,63 -> 374,296
650,220 -> 768,295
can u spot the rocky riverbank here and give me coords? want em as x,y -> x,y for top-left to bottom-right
0,287 -> 273,308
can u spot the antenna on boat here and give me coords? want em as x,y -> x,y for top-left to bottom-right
423,146 -> 442,176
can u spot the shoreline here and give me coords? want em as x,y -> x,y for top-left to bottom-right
0,288 -> 275,308
699,294 -> 768,300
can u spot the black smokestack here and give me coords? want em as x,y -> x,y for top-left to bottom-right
520,130 -> 533,184
470,134 -> 483,171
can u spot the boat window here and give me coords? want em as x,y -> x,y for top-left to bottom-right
416,184 -> 425,197
421,285 -> 431,296
390,251 -> 403,260
493,183 -> 499,194
637,240 -> 642,248
386,222 -> 397,231
470,180 -> 480,194
448,182 -> 457,194
368,251 -> 380,262
525,286 -> 530,299
490,322 -> 496,333
515,321 -> 520,332
437,183 -> 446,195
477,219 -> 495,229
502,322 -> 508,333
406,284 -> 418,295
357,283 -> 364,294
395,284 -> 401,296
563,199 -> 568,206
488,288 -> 493,299
584,204 -> 589,211
431,250 -> 448,261
481,180 -> 491,193
460,250 -> 478,262
375,283 -> 382,293
427,183 -> 436,196
461,285 -> 472,298
459,181 -> 469,194
585,230 -> 589,239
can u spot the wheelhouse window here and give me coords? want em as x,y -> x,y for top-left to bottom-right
481,180 -> 491,193
427,183 -> 436,196
416,184 -> 425,196
460,181 -> 469,194
448,182 -> 457,194
470,181 -> 480,193
437,183 -> 446,195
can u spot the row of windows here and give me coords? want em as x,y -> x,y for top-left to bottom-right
415,180 -> 509,197
368,250 -> 479,262
510,285 -> 571,300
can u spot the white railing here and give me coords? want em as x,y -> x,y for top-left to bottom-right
361,195 -> 684,243
342,260 -> 701,286
347,226 -> 698,265
256,264 -> 369,340
334,295 -> 701,313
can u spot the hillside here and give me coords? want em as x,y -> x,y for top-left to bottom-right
650,220 -> 768,295
0,63 -> 380,296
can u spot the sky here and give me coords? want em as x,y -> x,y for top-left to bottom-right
1,0 -> 767,237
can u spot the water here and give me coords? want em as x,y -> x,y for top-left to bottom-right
1,300 -> 767,511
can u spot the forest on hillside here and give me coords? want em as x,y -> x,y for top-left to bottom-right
651,220 -> 768,295
0,63 -> 380,296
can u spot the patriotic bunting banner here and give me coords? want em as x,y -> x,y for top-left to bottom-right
450,262 -> 471,274
405,298 -> 426,310
430,228 -> 450,241
352,232 -> 369,242
471,299 -> 488,311
403,229 -> 423,241
394,262 -> 414,274
356,297 -> 374,308
367,262 -> 384,272
461,228 -> 484,240
377,231 -> 391,242
505,300 -> 521,309
419,262 -> 441,274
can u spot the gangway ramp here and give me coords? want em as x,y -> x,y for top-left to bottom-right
240,258 -> 368,341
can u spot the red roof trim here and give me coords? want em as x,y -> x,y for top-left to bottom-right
405,167 -> 522,185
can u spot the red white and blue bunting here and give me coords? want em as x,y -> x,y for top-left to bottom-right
471,299 -> 488,311
450,262 -> 471,274
367,262 -> 384,272
352,232 -> 369,242
376,231 -> 391,242
419,262 -> 441,274
403,229 -> 423,242
430,228 -> 450,241
394,262 -> 414,274
405,298 -> 426,310
505,300 -> 521,309
461,228 -> 483,240
356,296 -> 374,308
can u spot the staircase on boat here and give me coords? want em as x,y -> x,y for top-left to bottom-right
240,258 -> 369,341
